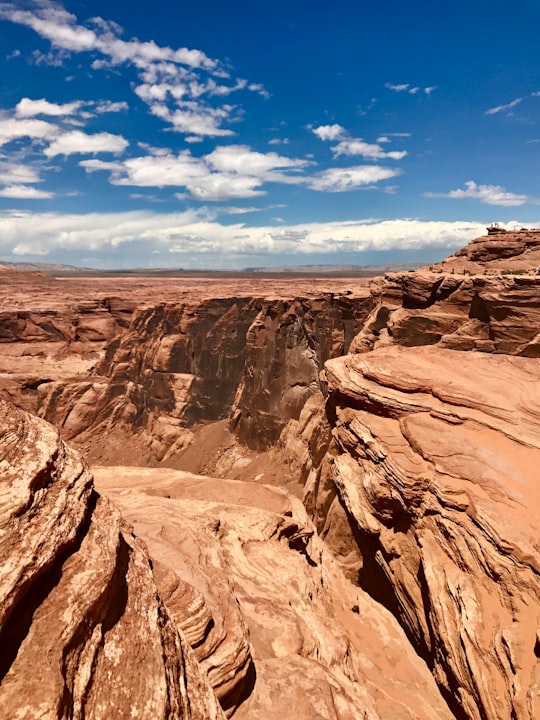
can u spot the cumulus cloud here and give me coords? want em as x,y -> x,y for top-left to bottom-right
44,130 -> 128,157
312,124 -> 345,141
94,100 -> 129,113
0,160 -> 42,184
15,97 -> 82,116
80,145 -> 308,200
309,165 -> 401,192
0,210 -> 489,264
206,145 -> 307,178
0,115 -> 58,145
313,124 -> 407,161
81,143 -> 401,200
425,180 -> 532,206
332,139 -> 406,160
0,0 -> 267,138
0,184 -> 54,198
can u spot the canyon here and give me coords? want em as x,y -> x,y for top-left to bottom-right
1,230 -> 539,719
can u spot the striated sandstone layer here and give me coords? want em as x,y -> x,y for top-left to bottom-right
93,466 -> 455,720
319,345 -> 540,720
0,399 -> 224,720
351,271 -> 540,356
35,289 -> 373,463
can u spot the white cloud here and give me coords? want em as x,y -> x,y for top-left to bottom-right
0,160 -> 42,184
0,184 -> 54,198
0,115 -> 58,146
206,145 -> 307,177
81,145 -> 309,200
15,97 -> 82,116
94,100 -> 129,113
268,138 -> 289,145
426,180 -> 531,206
485,98 -> 522,115
332,139 -> 407,160
0,1 -> 266,139
385,83 -> 436,96
309,165 -> 401,192
312,124 -> 345,141
0,210 -> 489,263
385,83 -> 410,92
44,130 -> 128,157
219,206 -> 261,214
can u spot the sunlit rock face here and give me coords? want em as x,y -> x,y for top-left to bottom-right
0,400 -> 224,720
317,345 -> 540,720
93,465 -> 456,720
351,271 -> 540,356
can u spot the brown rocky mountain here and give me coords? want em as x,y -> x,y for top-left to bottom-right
1,230 -> 539,718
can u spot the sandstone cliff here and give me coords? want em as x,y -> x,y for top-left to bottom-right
0,399 -> 224,719
307,346 -> 540,720
34,290 -> 374,463
351,271 -> 540,356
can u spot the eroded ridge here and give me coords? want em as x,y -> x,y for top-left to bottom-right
0,399 -> 224,720
320,346 -> 540,720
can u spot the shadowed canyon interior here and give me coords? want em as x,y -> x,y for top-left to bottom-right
1,230 -> 539,719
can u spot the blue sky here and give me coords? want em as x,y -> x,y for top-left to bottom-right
0,0 -> 539,269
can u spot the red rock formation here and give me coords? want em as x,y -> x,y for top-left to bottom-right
0,399 -> 225,719
352,271 -> 540,356
93,466 -> 455,720
34,290 -> 374,462
431,228 -> 540,274
315,346 -> 540,720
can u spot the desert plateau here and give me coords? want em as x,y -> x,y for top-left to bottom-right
0,229 -> 539,719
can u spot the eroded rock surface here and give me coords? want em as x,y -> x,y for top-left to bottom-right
35,289 -> 373,463
319,345 -> 540,720
93,466 -> 455,720
0,400 -> 224,720
352,271 -> 540,356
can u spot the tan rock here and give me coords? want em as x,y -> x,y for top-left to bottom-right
322,345 -> 540,720
0,400 -> 224,720
93,466 -> 455,720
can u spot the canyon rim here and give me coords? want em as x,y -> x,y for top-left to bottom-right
1,230 -> 539,719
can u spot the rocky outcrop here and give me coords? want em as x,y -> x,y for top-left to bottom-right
36,291 -> 374,462
316,345 -> 540,720
352,271 -> 540,356
93,466 -> 455,720
0,400 -> 225,719
431,229 -> 540,274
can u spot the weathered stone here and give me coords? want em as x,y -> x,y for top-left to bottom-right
0,400 -> 225,720
320,346 -> 540,720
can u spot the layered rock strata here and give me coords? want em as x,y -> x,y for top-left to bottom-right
93,466 -> 455,720
0,400 -> 224,719
36,292 -> 374,462
317,345 -> 540,720
352,271 -> 540,356
431,228 -> 540,274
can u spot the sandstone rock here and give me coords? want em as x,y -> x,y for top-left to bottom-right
0,400 -> 225,719
322,345 -> 540,720
93,466 -> 455,720
351,271 -> 540,356
30,289 -> 373,463
431,228 -> 540,274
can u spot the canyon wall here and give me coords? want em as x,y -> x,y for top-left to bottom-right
352,272 -> 540,356
34,290 -> 374,462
